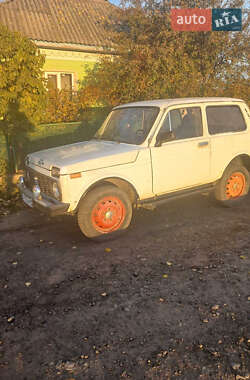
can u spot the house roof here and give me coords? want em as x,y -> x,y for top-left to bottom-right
0,0 -> 115,51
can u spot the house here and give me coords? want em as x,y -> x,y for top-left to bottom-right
0,0 -> 115,90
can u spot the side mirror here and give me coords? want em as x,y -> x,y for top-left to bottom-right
155,131 -> 175,147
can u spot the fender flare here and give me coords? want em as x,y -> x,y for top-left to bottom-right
75,176 -> 140,211
216,154 -> 250,182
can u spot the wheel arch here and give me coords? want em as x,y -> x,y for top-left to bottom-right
214,154 -> 250,202
76,177 -> 139,211
218,154 -> 250,181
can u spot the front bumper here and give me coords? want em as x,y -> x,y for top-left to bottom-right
18,181 -> 70,217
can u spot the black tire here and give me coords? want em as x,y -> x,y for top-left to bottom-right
77,185 -> 132,239
214,164 -> 250,206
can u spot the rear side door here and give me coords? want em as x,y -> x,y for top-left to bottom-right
150,104 -> 211,195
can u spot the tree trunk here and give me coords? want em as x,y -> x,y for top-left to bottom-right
3,132 -> 15,175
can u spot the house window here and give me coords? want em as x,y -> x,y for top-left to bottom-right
61,74 -> 72,90
45,72 -> 74,90
47,74 -> 57,90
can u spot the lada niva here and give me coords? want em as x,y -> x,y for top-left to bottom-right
18,97 -> 250,238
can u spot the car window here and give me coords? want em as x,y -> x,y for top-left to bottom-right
158,107 -> 203,141
206,105 -> 246,135
95,107 -> 159,145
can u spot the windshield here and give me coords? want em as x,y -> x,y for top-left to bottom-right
94,107 -> 159,145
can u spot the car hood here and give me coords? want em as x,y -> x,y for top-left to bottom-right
28,140 -> 140,174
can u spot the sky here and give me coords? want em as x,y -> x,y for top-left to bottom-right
108,0 -> 250,9
0,0 -> 248,9
108,0 -> 250,8
109,0 -> 121,6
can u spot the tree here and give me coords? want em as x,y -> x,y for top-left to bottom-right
0,24 -> 47,172
81,0 -> 249,107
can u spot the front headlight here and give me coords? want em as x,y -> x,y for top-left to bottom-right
51,166 -> 60,178
52,182 -> 61,200
18,176 -> 25,186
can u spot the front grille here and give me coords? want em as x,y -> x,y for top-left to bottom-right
25,167 -> 54,198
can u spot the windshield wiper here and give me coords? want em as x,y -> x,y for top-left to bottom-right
92,136 -> 121,143
92,136 -> 108,141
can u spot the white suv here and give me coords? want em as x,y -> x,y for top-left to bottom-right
18,97 -> 250,238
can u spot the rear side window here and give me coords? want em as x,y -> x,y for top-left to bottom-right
206,105 -> 246,135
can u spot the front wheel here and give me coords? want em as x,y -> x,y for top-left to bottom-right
214,164 -> 250,205
77,185 -> 132,239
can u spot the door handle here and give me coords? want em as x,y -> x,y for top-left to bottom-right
198,141 -> 209,147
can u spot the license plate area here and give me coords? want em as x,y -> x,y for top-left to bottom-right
22,193 -> 33,208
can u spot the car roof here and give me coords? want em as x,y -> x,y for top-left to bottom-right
114,97 -> 244,109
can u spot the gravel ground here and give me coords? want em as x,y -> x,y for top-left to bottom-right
0,193 -> 249,380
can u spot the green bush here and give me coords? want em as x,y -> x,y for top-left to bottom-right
0,107 -> 112,173
42,90 -> 81,123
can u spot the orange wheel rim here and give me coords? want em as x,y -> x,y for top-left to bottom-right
91,196 -> 126,233
226,172 -> 246,199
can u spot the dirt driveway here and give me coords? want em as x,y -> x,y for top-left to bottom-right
0,193 -> 249,380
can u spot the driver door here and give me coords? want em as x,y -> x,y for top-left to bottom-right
150,105 -> 211,195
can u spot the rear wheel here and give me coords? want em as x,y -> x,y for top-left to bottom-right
214,164 -> 250,204
77,185 -> 132,238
